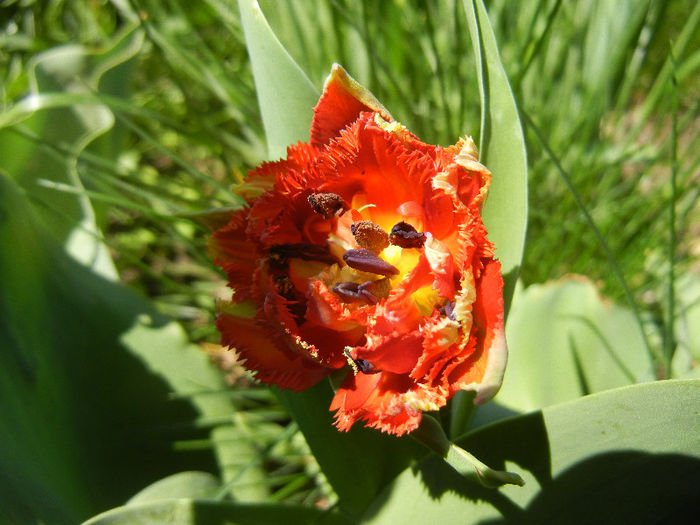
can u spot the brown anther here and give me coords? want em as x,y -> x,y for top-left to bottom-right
351,220 -> 390,253
308,192 -> 348,219
343,249 -> 400,277
274,275 -> 296,300
389,221 -> 426,249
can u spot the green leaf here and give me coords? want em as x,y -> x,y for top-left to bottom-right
362,379 -> 700,524
127,472 -> 220,504
275,383 -> 424,519
491,277 -> 653,415
238,0 -> 319,159
463,0 -> 529,314
83,500 -> 353,525
672,272 -> 700,378
0,173 -> 239,524
411,414 -> 523,488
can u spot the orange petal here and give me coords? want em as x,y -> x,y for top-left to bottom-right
311,64 -> 392,149
447,259 -> 507,402
331,371 -> 423,436
217,313 -> 331,391
354,331 -> 424,375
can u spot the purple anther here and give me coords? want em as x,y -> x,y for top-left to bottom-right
439,300 -> 457,320
389,221 -> 426,249
357,288 -> 379,305
343,249 -> 400,277
333,281 -> 379,305
333,281 -> 361,301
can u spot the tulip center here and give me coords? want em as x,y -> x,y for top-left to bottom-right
306,192 -> 430,309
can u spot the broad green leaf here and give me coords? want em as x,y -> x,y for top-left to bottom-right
463,0 -> 528,314
275,383 -> 424,519
492,278 -> 654,415
83,500 -> 353,525
0,173 -> 239,524
362,380 -> 700,524
238,0 -> 319,159
672,272 -> 700,378
127,472 -> 220,504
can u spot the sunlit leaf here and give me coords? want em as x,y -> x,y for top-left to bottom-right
463,0 -> 528,314
238,0 -> 319,159
362,380 -> 700,524
83,499 -> 353,525
127,472 -> 220,504
493,277 -> 654,414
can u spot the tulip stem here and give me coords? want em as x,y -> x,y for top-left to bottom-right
412,414 -> 524,488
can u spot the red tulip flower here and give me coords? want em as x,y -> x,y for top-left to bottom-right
209,65 -> 507,436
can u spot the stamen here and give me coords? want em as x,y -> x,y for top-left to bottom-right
356,203 -> 377,213
274,275 -> 296,300
351,220 -> 390,253
308,192 -> 348,219
344,348 -> 377,374
343,249 -> 400,277
389,221 -> 426,249
269,243 -> 338,266
333,280 -> 383,305
333,281 -> 362,302
439,300 -> 457,320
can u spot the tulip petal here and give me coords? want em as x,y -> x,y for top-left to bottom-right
447,259 -> 507,402
311,64 -> 392,149
217,313 -> 331,391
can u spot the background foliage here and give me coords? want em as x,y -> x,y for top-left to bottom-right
1,0 -> 698,523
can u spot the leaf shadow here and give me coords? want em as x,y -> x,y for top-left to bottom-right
478,450 -> 700,524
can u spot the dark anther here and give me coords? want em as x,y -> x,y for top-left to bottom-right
308,192 -> 348,219
273,276 -> 306,323
333,281 -> 381,305
343,249 -> 400,277
269,243 -> 338,266
344,348 -> 378,374
389,221 -> 426,249
333,281 -> 361,302
274,275 -> 296,300
351,220 -> 390,253
439,300 -> 457,320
